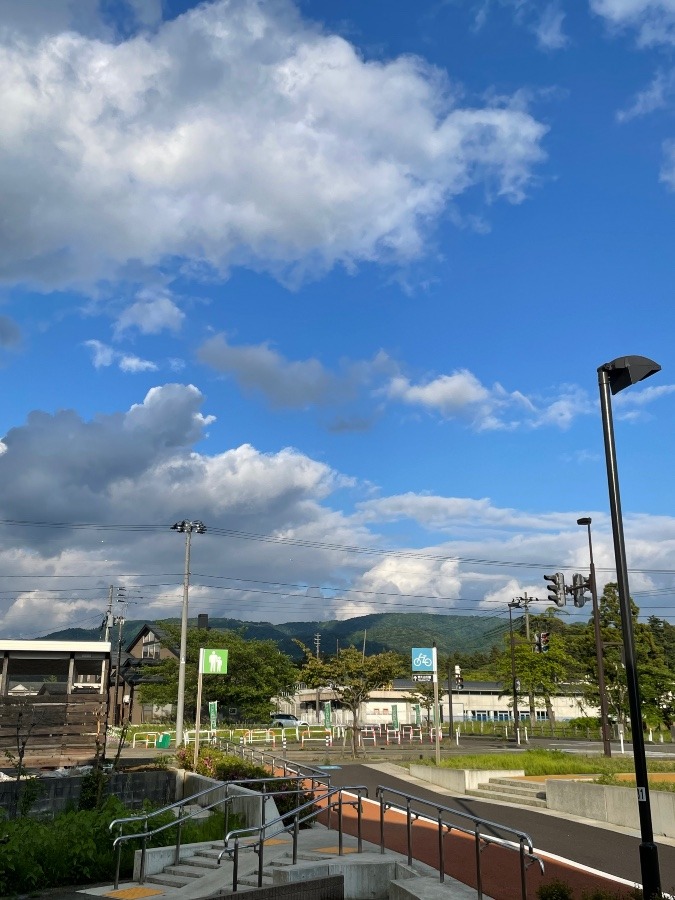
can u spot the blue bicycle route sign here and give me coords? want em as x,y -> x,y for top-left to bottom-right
411,647 -> 435,672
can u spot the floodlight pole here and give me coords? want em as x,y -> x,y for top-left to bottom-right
577,517 -> 612,758
598,356 -> 661,900
172,520 -> 207,747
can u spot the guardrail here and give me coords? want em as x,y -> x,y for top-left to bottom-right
376,785 -> 544,900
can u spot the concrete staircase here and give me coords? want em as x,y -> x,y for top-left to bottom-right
132,823 -> 484,899
465,777 -> 547,808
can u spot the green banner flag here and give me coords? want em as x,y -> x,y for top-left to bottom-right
392,704 -> 398,728
323,701 -> 332,726
414,704 -> 421,726
199,648 -> 229,675
208,701 -> 218,730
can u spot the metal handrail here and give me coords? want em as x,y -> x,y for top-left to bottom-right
109,774 -> 306,888
376,785 -> 544,900
218,783 -> 368,892
218,739 -> 333,786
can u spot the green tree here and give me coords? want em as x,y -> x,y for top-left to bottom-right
578,584 -> 675,729
138,623 -> 298,723
495,625 -> 577,730
299,647 -> 406,757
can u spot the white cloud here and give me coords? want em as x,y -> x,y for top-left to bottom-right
0,0 -> 547,290
591,0 -> 675,45
617,70 -> 675,121
385,370 -> 590,430
115,292 -> 185,336
84,339 -> 157,372
119,354 -> 159,373
2,382 -> 675,636
533,4 -> 569,49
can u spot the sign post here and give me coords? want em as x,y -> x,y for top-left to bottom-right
411,645 -> 440,763
194,648 -> 228,768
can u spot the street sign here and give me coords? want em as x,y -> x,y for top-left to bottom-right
412,673 -> 433,682
199,648 -> 229,675
411,648 -> 435,672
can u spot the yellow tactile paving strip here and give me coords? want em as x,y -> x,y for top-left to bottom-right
104,888 -> 164,899
314,846 -> 359,854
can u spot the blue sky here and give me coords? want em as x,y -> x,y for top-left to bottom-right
1,0 -> 675,639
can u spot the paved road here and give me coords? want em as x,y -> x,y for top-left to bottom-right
327,762 -> 675,890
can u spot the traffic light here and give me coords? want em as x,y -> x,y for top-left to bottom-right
455,666 -> 464,690
540,631 -> 550,653
544,572 -> 566,607
571,573 -> 590,608
533,633 -> 541,653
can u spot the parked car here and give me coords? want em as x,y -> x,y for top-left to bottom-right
270,713 -> 309,727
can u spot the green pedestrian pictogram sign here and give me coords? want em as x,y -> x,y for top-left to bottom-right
199,648 -> 228,675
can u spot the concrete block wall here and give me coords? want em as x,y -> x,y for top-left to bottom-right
409,766 -> 525,793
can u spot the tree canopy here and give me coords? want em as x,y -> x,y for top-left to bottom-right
138,623 -> 298,723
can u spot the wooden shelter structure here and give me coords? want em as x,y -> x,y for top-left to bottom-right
0,640 -> 111,767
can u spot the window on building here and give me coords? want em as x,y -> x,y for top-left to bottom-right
473,710 -> 489,721
536,711 -> 549,721
141,631 -> 161,659
496,711 -> 510,721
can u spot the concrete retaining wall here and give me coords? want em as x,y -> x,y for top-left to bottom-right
178,770 -> 281,833
545,779 -> 675,837
0,769 -> 175,818
409,766 -> 525,793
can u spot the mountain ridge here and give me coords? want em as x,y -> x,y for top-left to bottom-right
42,612 -> 505,660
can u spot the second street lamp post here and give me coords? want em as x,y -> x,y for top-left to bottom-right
171,519 -> 207,747
577,517 -> 612,758
598,355 -> 661,900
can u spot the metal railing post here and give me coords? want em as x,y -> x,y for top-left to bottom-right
232,837 -> 239,892
438,809 -> 445,883
357,793 -> 363,853
338,791 -> 343,855
174,806 -> 183,865
379,791 -> 386,854
474,823 -> 483,900
406,798 -> 413,866
140,819 -> 148,885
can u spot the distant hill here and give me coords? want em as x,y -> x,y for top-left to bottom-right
43,612 -> 505,660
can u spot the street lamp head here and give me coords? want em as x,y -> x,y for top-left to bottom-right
577,517 -> 592,526
171,521 -> 186,532
598,355 -> 661,396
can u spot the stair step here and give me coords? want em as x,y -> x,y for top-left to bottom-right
186,854 -> 222,868
238,874 -> 275,887
488,778 -> 544,792
477,782 -> 545,799
146,872 -> 195,887
163,865 -> 203,879
465,788 -> 547,808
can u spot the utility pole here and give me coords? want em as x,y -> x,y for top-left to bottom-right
447,662 -> 454,736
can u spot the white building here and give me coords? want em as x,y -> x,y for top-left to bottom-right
277,678 -> 593,727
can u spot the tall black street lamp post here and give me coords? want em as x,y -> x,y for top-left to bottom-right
598,355 -> 661,900
577,517 -> 612,758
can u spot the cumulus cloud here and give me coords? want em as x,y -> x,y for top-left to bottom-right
1,382 -> 675,636
84,339 -> 157,372
591,0 -> 675,45
0,0 -> 162,41
384,369 -> 591,430
0,0 -> 547,290
115,292 -> 185,336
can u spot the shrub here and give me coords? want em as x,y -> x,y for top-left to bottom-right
537,879 -> 575,900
